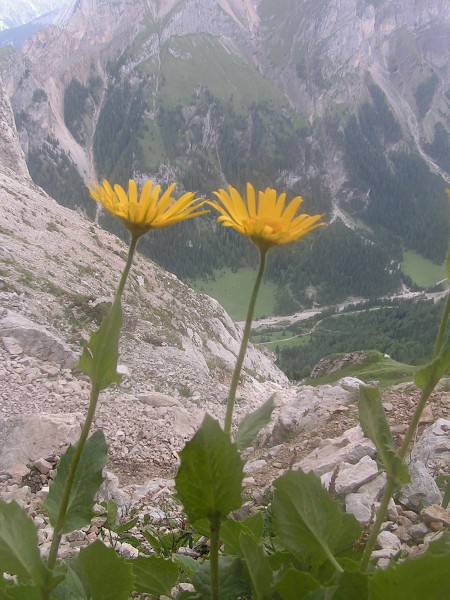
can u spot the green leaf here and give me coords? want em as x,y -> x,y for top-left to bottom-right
43,430 -> 108,533
0,500 -> 52,588
272,470 -> 360,569
414,344 -> 450,393
236,395 -> 275,451
130,556 -> 178,596
0,583 -> 43,600
358,386 -> 410,485
332,570 -> 368,600
172,553 -> 200,579
115,515 -> 139,534
52,559 -> 89,600
77,297 -> 123,390
274,568 -> 320,600
240,531 -> 273,599
221,512 -> 264,555
192,556 -> 251,600
77,540 -> 133,600
175,414 -> 244,524
369,546 -> 450,599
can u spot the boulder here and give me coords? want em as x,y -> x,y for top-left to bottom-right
270,385 -> 355,444
0,413 -> 82,471
0,311 -> 77,368
293,425 -> 376,475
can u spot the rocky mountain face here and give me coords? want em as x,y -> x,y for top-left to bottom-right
1,0 -> 449,307
0,0 -> 67,31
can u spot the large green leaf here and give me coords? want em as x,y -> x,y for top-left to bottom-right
0,584 -> 43,599
274,568 -> 320,599
414,344 -> 450,393
77,297 -> 123,390
175,415 -> 244,524
240,532 -> 273,599
43,430 -> 108,533
0,500 -> 51,588
332,570 -> 368,600
130,556 -> 179,595
221,512 -> 264,555
272,470 -> 360,569
192,556 -> 251,600
369,547 -> 450,599
236,395 -> 275,451
77,540 -> 134,600
358,386 -> 409,485
52,559 -> 89,600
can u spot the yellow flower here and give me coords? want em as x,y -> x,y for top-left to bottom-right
208,183 -> 325,252
88,179 -> 208,237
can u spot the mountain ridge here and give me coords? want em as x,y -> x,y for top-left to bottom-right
1,0 -> 449,309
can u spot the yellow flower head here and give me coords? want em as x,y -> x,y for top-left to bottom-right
208,183 -> 325,252
88,179 -> 208,238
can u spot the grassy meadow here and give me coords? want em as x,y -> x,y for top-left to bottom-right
401,250 -> 446,288
190,268 -> 277,321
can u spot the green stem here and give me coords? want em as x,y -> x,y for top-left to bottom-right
359,475 -> 396,572
209,514 -> 221,600
433,291 -> 450,358
361,289 -> 450,572
46,382 -> 101,572
224,249 -> 267,435
45,235 -> 139,577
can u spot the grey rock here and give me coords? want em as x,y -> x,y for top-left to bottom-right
0,311 -> 77,368
421,504 -> 450,526
97,470 -> 131,517
0,413 -> 82,471
376,530 -> 401,551
398,461 -> 442,510
345,492 -> 374,525
322,455 -> 379,495
409,419 -> 450,476
34,457 -> 53,475
293,426 -> 376,475
271,385 -> 355,444
409,523 -> 430,541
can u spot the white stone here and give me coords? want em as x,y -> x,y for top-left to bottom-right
376,531 -> 401,551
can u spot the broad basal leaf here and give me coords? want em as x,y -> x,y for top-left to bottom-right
272,470 -> 360,569
236,395 -> 275,451
44,430 -> 108,533
192,556 -> 251,600
130,556 -> 179,596
78,540 -> 133,600
369,545 -> 450,599
221,512 -> 264,555
274,568 -> 320,600
0,500 -> 51,588
240,532 -> 273,599
358,385 -> 409,485
175,415 -> 244,524
77,297 -> 122,390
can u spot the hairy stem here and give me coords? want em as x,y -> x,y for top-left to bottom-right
224,249 -> 267,435
45,235 -> 138,579
209,514 -> 221,600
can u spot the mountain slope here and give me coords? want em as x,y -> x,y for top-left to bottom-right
2,0 -> 450,309
0,77 -> 289,478
0,0 -> 67,30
